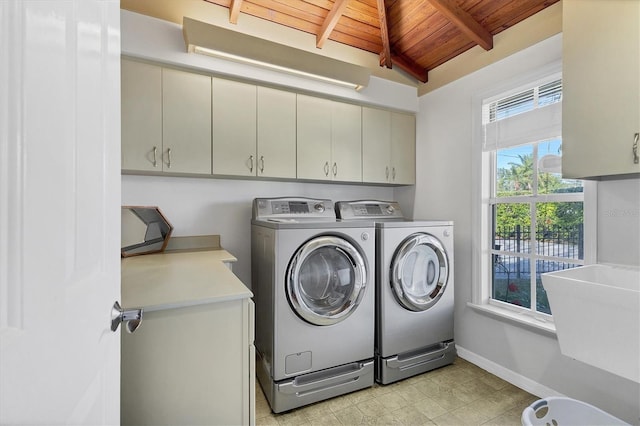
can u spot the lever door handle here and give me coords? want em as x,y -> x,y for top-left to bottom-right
111,301 -> 143,333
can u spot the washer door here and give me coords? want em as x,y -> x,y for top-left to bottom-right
287,236 -> 367,326
390,232 -> 449,312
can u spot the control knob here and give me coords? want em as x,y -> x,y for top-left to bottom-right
385,204 -> 395,215
314,203 -> 325,213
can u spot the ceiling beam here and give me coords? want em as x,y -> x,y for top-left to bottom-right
229,0 -> 243,24
316,0 -> 350,48
391,52 -> 428,83
376,0 -> 392,68
427,0 -> 493,50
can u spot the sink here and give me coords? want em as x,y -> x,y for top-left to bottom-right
542,264 -> 640,383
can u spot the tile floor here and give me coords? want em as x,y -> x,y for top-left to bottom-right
255,357 -> 539,425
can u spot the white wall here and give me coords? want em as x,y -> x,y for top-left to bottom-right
412,34 -> 640,424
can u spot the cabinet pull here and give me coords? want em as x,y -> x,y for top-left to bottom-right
249,155 -> 254,173
324,161 -> 329,177
385,166 -> 389,180
167,148 -> 172,169
633,133 -> 639,164
392,167 -> 396,180
260,156 -> 265,174
332,162 -> 337,177
152,146 -> 157,168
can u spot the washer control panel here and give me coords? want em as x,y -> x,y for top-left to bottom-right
335,200 -> 404,220
253,197 -> 335,222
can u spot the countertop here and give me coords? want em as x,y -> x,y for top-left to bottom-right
121,249 -> 252,312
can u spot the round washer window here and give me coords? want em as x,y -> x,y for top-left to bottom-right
287,236 -> 367,326
390,232 -> 449,312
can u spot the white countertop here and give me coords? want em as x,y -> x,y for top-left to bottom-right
121,249 -> 252,312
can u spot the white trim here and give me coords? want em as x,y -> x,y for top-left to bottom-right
467,302 -> 556,335
456,345 -> 565,399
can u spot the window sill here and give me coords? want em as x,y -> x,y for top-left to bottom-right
467,302 -> 557,337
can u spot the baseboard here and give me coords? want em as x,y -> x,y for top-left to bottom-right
456,345 -> 565,398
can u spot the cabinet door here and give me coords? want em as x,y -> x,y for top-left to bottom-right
162,68 -> 212,174
331,101 -> 362,182
362,107 -> 391,183
562,0 -> 640,178
391,112 -> 416,184
297,95 -> 332,180
257,87 -> 296,178
121,59 -> 162,171
213,79 -> 257,176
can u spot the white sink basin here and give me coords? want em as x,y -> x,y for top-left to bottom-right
542,264 -> 640,383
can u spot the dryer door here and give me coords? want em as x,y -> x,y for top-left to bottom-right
287,236 -> 367,326
390,232 -> 449,312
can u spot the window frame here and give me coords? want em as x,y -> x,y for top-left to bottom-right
470,62 -> 597,332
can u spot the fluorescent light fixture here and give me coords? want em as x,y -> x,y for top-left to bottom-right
183,17 -> 370,90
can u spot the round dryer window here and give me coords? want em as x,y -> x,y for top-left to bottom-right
287,236 -> 367,326
390,232 -> 449,312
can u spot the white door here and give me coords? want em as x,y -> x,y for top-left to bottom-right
0,1 -> 121,424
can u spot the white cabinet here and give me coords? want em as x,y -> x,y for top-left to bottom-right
121,59 -> 212,174
212,78 -> 257,176
562,0 -> 640,178
121,59 -> 162,172
297,95 -> 362,182
121,250 -> 255,426
162,68 -> 212,174
362,107 -> 416,184
257,87 -> 297,178
211,83 -> 297,178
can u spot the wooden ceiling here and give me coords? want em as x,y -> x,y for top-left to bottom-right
203,0 -> 559,83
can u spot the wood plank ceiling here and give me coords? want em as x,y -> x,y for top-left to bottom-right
204,0 -> 559,83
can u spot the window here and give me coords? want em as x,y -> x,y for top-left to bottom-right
475,73 -> 595,322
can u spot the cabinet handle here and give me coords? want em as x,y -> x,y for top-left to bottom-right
385,166 -> 389,180
392,167 -> 396,180
324,161 -> 329,177
633,133 -> 639,164
167,148 -> 172,169
260,156 -> 264,174
249,155 -> 254,173
152,146 -> 157,168
332,162 -> 337,177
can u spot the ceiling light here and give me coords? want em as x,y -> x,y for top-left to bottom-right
183,17 -> 370,90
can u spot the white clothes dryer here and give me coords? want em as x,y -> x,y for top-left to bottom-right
251,197 -> 375,413
336,200 -> 456,384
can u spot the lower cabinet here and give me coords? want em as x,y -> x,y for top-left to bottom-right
121,299 -> 255,426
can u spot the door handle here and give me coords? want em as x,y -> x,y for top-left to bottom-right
633,132 -> 639,164
110,301 -> 143,333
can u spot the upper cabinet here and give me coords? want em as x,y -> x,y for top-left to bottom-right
297,95 -> 362,182
121,59 -> 162,172
212,79 -> 257,177
121,59 -> 415,185
162,68 -> 212,175
256,87 -> 297,179
362,107 -> 416,184
121,58 -> 212,174
562,0 -> 640,178
211,82 -> 297,178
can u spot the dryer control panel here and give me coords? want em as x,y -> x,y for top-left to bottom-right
253,197 -> 336,222
335,200 -> 404,220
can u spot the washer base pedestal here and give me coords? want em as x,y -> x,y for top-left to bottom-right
376,340 -> 456,385
257,352 -> 374,413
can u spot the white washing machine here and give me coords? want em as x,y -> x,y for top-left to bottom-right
251,197 -> 375,413
336,200 -> 456,384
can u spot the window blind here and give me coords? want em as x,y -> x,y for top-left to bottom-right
482,79 -> 562,152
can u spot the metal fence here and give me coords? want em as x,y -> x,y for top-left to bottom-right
493,224 -> 584,277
